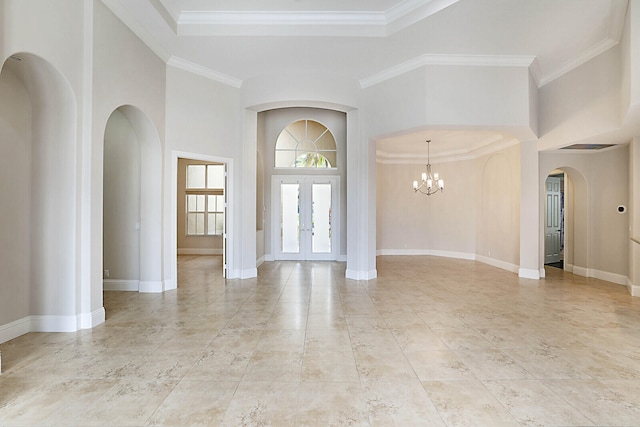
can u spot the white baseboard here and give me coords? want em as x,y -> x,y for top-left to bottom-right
0,316 -> 31,344
240,268 -> 257,279
518,268 -> 541,280
345,269 -> 377,280
77,308 -> 105,329
139,280 -> 163,293
264,254 -> 275,262
572,266 -> 628,286
627,278 -> 640,296
256,256 -> 265,268
164,279 -> 176,291
177,248 -> 223,255
1,308 -> 107,344
103,279 -> 139,291
476,255 -> 519,274
376,249 -> 519,276
337,254 -> 347,262
30,315 -> 79,333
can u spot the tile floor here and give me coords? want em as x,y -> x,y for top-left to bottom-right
1,255 -> 640,426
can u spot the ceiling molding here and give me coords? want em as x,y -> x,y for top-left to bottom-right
376,138 -> 519,164
538,38 -> 619,87
150,0 -> 178,33
360,54 -> 536,88
167,56 -> 243,88
175,0 -> 460,37
101,0 -> 171,62
386,0 -> 459,34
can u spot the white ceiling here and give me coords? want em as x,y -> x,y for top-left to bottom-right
103,0 -> 629,157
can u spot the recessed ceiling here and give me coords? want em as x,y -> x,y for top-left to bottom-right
105,0 -> 628,86
102,0 -> 629,157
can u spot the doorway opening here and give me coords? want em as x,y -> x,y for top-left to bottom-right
545,172 -> 565,269
176,157 -> 228,280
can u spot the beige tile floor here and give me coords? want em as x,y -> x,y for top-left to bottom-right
2,255 -> 640,426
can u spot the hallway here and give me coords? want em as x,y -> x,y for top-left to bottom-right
1,256 -> 640,425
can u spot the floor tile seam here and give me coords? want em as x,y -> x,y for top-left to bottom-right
533,379 -> 601,426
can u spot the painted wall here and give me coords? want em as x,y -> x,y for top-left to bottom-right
538,45 -> 621,150
259,107 -> 348,260
93,0 -> 166,297
377,143 -> 520,271
475,144 -> 521,268
0,61 -> 31,329
103,109 -> 141,281
540,145 -> 629,282
164,65 -> 241,279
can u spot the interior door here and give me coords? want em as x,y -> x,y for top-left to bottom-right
545,176 -> 562,264
273,176 -> 339,261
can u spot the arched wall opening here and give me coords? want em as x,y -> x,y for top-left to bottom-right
103,105 -> 162,295
0,52 -> 78,336
540,166 -> 588,276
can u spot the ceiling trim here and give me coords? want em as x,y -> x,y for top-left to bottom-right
538,38 -> 619,87
359,54 -> 536,88
101,0 -> 171,61
174,0 -> 460,37
376,138 -> 519,164
167,56 -> 243,88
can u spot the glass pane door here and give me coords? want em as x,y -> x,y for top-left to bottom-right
312,183 -> 331,253
281,183 -> 300,253
273,176 -> 339,261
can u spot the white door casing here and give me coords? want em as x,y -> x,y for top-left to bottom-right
545,176 -> 562,264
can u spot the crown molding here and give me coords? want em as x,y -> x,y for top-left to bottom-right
376,138 -> 519,164
167,56 -> 243,88
538,38 -> 619,87
175,0 -> 460,37
101,0 -> 171,62
360,54 -> 536,88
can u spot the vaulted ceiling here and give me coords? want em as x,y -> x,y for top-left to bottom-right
103,0 -> 629,156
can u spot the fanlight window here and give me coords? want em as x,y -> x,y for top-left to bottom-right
275,119 -> 337,168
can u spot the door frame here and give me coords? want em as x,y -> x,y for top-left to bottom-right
170,151 -> 234,286
271,175 -> 340,261
544,175 -> 563,265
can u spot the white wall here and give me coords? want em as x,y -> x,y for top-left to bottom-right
260,107 -> 348,260
540,145 -> 629,283
103,109 -> 141,281
164,65 -> 241,280
93,0 -> 166,297
538,46 -> 621,150
0,61 -> 31,330
377,142 -> 520,272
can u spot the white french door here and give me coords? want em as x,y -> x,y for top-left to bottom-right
272,176 -> 339,261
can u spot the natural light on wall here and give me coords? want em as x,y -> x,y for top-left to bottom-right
275,119 -> 337,168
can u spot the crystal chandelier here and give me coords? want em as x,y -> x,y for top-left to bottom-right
412,139 -> 444,195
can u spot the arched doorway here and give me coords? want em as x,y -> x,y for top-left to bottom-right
542,167 -> 588,276
0,52 -> 78,334
103,105 -> 162,297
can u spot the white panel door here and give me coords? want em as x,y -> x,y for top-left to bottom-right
273,176 -> 339,261
545,176 -> 562,264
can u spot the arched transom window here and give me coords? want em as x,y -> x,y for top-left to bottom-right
275,119 -> 337,168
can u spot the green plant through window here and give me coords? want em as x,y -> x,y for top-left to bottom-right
275,119 -> 337,168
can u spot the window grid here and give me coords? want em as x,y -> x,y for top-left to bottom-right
186,164 -> 225,236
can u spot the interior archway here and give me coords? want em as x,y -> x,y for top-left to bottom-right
541,166 -> 588,276
103,105 -> 162,295
0,52 -> 78,332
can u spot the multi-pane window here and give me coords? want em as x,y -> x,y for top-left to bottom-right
186,164 -> 224,236
275,119 -> 337,168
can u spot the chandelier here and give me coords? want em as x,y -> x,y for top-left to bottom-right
413,139 -> 444,195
